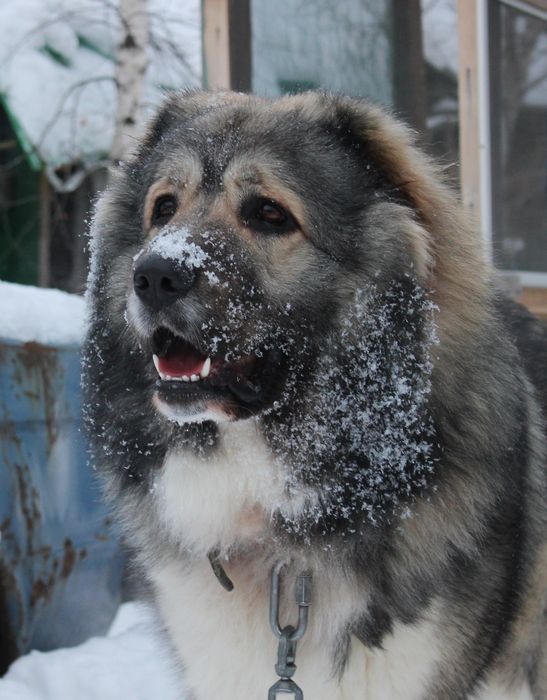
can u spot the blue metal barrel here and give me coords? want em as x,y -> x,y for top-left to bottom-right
0,335 -> 124,673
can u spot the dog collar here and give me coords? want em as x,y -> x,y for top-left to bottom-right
207,548 -> 234,591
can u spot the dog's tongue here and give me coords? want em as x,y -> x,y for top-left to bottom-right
158,344 -> 206,377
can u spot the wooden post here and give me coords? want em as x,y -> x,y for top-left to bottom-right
228,0 -> 251,92
457,0 -> 481,222
203,0 -> 231,90
202,0 -> 251,91
392,0 -> 427,134
457,0 -> 492,251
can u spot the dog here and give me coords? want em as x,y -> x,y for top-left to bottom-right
83,90 -> 547,699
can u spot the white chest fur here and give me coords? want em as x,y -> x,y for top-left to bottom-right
150,420 -> 528,700
150,557 -> 446,700
154,418 -> 317,557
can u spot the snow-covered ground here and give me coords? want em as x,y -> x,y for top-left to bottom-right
0,281 -> 86,346
0,603 -> 187,700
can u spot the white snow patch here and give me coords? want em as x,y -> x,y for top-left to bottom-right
0,281 -> 86,346
148,226 -> 209,269
0,602 -> 185,700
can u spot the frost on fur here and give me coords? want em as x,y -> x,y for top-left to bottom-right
263,279 -> 440,536
148,226 -> 210,270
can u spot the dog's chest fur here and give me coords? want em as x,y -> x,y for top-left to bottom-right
153,419 -> 298,556
149,420 -> 529,700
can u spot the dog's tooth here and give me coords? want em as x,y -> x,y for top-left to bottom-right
153,354 -> 161,374
182,375 -> 190,382
160,371 -> 169,381
190,374 -> 199,382
200,357 -> 211,378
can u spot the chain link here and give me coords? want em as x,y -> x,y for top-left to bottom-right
268,561 -> 312,699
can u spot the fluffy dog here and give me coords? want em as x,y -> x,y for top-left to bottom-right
83,90 -> 547,699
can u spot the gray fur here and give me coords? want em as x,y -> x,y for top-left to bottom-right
83,91 -> 547,699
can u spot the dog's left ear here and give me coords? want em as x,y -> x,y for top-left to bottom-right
322,95 -> 487,293
336,96 -> 450,286
135,89 -> 208,158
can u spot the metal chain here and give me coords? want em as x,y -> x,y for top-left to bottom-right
268,561 -> 312,699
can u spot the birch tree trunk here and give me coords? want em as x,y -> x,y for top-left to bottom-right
111,0 -> 149,162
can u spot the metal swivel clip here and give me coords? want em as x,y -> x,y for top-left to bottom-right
268,561 -> 312,700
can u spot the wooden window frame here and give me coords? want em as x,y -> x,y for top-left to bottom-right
457,0 -> 547,316
457,0 -> 493,251
202,0 -> 251,91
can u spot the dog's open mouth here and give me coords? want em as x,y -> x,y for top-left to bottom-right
150,327 -> 277,415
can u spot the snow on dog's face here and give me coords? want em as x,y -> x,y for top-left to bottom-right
89,92 -> 438,427
85,90 -> 492,528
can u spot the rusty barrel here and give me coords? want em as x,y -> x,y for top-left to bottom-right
0,316 -> 124,673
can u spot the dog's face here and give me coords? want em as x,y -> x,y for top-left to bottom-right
91,91 -> 436,427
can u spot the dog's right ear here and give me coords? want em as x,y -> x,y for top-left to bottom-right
136,89 -> 206,157
136,89 -> 251,159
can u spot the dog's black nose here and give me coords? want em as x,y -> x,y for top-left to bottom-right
133,254 -> 196,311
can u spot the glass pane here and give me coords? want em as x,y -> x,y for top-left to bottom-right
251,0 -> 394,105
490,2 -> 547,273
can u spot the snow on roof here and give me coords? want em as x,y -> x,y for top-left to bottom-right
0,280 -> 86,346
0,0 -> 201,172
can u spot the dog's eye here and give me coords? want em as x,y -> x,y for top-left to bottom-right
259,202 -> 286,225
242,198 -> 297,234
152,195 -> 177,225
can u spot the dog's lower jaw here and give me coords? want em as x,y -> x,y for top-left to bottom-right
152,393 -> 237,424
